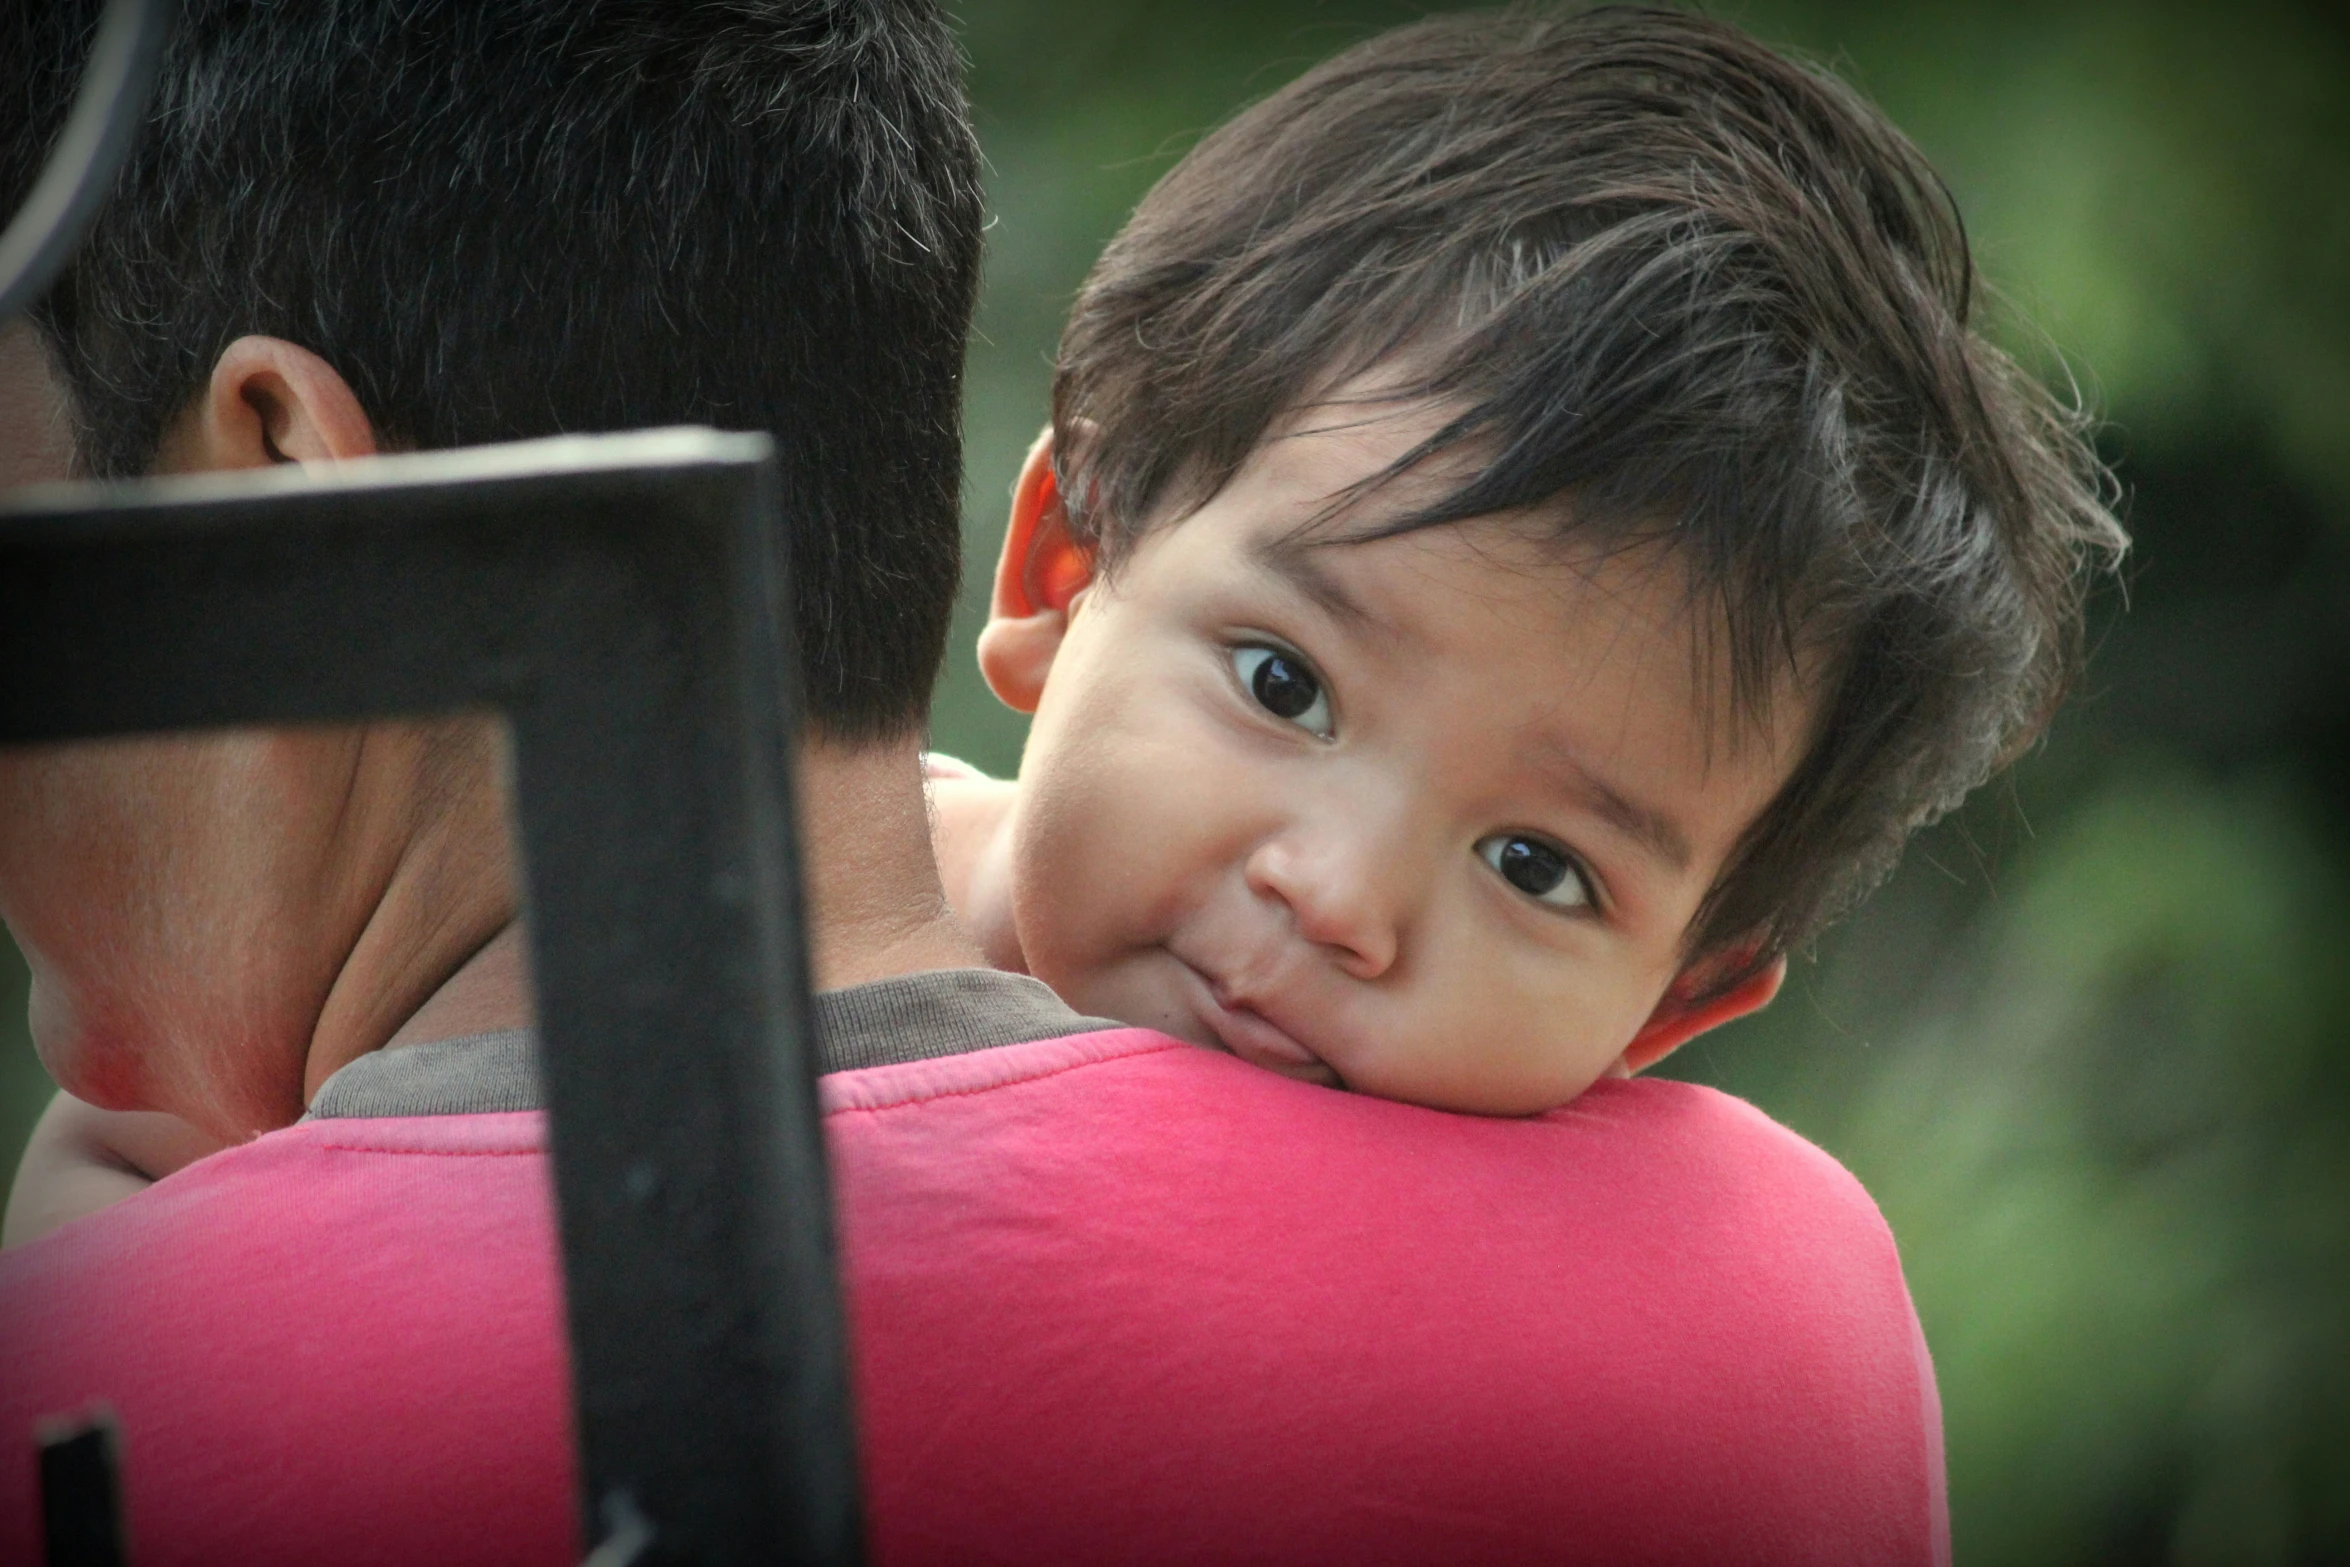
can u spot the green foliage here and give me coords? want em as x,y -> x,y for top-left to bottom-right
1695,775 -> 2350,1561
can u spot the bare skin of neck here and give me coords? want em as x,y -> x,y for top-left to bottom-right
793,736 -> 987,990
342,734 -> 981,1090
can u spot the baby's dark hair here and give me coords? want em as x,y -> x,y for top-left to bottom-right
1051,4 -> 2126,985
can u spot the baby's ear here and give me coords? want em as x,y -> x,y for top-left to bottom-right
977,427 -> 1096,714
1615,946 -> 1786,1076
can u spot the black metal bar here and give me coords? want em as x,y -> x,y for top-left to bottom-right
0,0 -> 174,323
0,432 -> 858,1564
37,1410 -> 129,1567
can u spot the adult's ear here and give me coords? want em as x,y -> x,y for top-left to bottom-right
153,335 -> 379,475
974,427 -> 1097,715
1612,949 -> 1786,1076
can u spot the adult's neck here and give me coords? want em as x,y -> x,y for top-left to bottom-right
794,733 -> 985,989
317,731 -> 980,1095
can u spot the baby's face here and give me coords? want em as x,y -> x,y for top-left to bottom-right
1004,403 -> 1808,1114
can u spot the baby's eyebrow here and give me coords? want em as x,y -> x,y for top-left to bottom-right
1523,735 -> 1695,875
1250,535 -> 1382,633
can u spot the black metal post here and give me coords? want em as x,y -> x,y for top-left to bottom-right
0,432 -> 859,1564
37,1411 -> 128,1567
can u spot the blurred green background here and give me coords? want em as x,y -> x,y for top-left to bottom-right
6,2 -> 2347,1561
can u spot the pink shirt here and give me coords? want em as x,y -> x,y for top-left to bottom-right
0,1023 -> 1947,1565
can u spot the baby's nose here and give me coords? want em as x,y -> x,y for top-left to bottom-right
1242,823 -> 1409,981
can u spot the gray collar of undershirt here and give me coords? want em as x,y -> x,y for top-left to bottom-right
304,967 -> 1117,1120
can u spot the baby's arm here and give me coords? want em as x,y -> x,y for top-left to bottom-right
3,1092 -> 226,1248
923,754 -> 1028,974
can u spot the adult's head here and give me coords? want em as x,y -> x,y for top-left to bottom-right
4,0 -> 983,738
0,0 -> 985,1138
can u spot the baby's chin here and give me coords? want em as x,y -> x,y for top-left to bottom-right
1312,1047 -> 1622,1119
1047,950 -> 1612,1116
1045,955 -> 1214,1048
1193,1031 -> 1348,1090
1047,953 -> 1338,1085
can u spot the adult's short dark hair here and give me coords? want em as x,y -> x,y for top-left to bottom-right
1053,4 -> 2127,983
0,0 -> 983,740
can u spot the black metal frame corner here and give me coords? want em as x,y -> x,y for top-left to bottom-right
1,430 -> 857,1566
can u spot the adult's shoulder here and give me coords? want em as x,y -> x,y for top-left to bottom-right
1549,1069 -> 1867,1177
1538,1074 -> 1908,1267
833,1026 -> 1901,1282
830,1029 -> 1948,1564
0,1114 -> 577,1567
1529,1076 -> 1931,1396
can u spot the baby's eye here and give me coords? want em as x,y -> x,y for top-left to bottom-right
1476,832 -> 1594,910
1231,644 -> 1333,738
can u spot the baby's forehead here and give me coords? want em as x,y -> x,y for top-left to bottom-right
1112,369 -> 1462,536
1227,390 -> 1676,616
1124,372 -> 1828,746
1235,500 -> 1814,771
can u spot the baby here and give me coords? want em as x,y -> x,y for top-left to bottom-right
925,407 -> 1805,1117
7,6 -> 2122,1232
922,6 -> 2122,1116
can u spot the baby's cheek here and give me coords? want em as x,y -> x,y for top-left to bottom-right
1005,812 -> 1196,1043
1009,767 -> 1155,980
1390,959 -> 1634,1114
1022,723 -> 1214,932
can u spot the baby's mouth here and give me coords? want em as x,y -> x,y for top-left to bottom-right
1171,958 -> 1344,1088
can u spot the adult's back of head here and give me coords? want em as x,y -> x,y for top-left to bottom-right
0,0 -> 984,740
